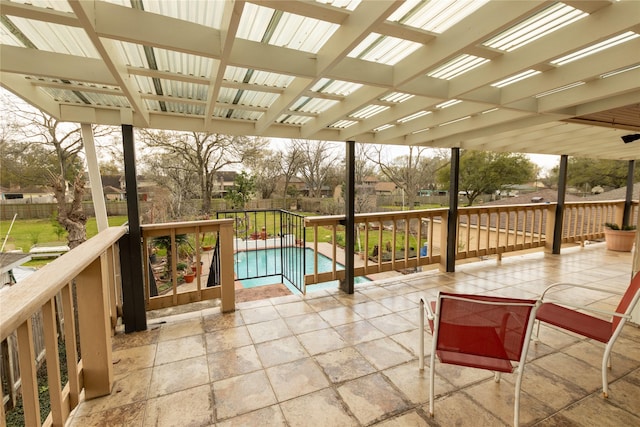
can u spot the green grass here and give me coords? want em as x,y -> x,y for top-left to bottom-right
1,216 -> 128,267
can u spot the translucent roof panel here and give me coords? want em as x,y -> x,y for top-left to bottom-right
238,3 -> 339,54
389,0 -> 489,33
279,114 -> 314,126
428,55 -> 490,80
483,3 -> 588,52
348,34 -> 422,65
311,79 -> 363,96
103,0 -> 226,29
350,104 -> 390,120
5,16 -> 100,58
8,0 -> 74,13
163,101 -> 205,116
290,97 -> 339,114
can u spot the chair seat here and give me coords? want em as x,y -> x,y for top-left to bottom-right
437,350 -> 514,373
537,303 -> 612,343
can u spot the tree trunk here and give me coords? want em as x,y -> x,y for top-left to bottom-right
50,173 -> 88,249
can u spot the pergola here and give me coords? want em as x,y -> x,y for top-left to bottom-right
2,0 -> 639,329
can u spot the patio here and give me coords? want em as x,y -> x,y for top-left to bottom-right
65,242 -> 640,426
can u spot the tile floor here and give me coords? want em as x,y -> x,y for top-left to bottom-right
66,243 -> 640,426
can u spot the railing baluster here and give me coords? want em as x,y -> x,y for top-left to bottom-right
61,283 -> 80,408
16,318 -> 40,427
42,298 -> 64,425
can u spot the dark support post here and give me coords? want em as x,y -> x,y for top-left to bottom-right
342,140 -> 356,294
446,148 -> 460,272
623,160 -> 635,227
120,124 -> 147,332
553,154 -> 569,254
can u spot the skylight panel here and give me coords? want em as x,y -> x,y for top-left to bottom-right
311,79 -> 362,96
398,110 -> 431,123
600,64 -> 640,79
348,33 -> 421,65
381,92 -> 414,103
551,32 -> 640,66
374,124 -> 394,132
389,0 -> 489,34
315,0 -> 360,12
535,81 -> 585,98
329,119 -> 358,129
491,70 -> 541,88
483,3 -> 587,52
428,55 -> 489,80
436,99 -> 462,109
279,114 -> 314,125
291,97 -> 339,114
6,17 -> 100,57
350,105 -> 390,119
440,116 -> 471,127
238,3 -> 338,53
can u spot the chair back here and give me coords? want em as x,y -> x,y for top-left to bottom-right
436,293 -> 537,364
612,272 -> 640,331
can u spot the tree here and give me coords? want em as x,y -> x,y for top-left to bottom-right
225,171 -> 255,210
248,150 -> 281,199
278,142 -> 304,197
438,150 -> 536,205
547,158 -> 639,191
1,94 -> 113,247
296,140 -> 340,198
366,145 -> 436,209
138,130 -> 261,214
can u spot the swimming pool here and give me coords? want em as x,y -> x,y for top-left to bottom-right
234,247 -> 370,292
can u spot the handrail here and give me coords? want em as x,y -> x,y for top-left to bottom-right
0,226 -> 126,340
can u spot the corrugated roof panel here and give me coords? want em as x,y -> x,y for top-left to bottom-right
128,0 -> 226,29
350,104 -> 389,119
348,33 -> 421,65
212,107 -> 231,118
290,97 -> 339,113
162,80 -> 208,101
75,92 -> 130,108
229,109 -> 262,121
217,87 -> 241,104
269,13 -> 339,54
223,66 -> 251,83
151,47 -> 214,77
311,79 -> 362,96
247,70 -> 295,88
279,114 -> 314,125
237,3 -> 274,42
315,0 -> 360,11
144,99 -> 162,112
163,102 -> 205,116
132,75 -> 156,96
117,42 -> 149,68
1,24 -> 25,47
381,92 -> 414,103
236,91 -> 280,109
329,119 -> 358,129
391,0 -> 489,34
11,0 -> 73,13
6,16 -> 100,57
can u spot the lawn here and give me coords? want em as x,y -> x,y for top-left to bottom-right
1,216 -> 128,267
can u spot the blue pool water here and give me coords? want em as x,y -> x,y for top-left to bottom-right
234,247 -> 370,291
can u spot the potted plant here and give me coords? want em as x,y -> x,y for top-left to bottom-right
603,222 -> 636,252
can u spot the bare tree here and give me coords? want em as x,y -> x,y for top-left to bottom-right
296,140 -> 340,198
278,142 -> 304,197
366,145 -> 432,209
2,94 -> 113,247
247,150 -> 281,199
138,130 -> 261,214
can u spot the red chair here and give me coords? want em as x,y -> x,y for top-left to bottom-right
535,272 -> 640,397
420,293 -> 539,427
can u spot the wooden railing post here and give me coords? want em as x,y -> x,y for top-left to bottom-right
439,215 -> 449,272
76,255 -> 113,399
545,204 -> 557,254
219,222 -> 236,313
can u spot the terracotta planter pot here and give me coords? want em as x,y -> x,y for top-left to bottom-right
183,273 -> 195,283
604,229 -> 636,252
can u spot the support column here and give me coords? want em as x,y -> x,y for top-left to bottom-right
623,160 -> 635,227
120,125 -> 147,332
82,123 -> 108,232
552,154 -> 568,254
446,148 -> 460,272
342,140 -> 356,294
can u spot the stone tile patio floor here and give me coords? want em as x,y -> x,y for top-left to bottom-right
66,243 -> 640,426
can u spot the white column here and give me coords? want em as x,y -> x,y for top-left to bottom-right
81,123 -> 108,232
